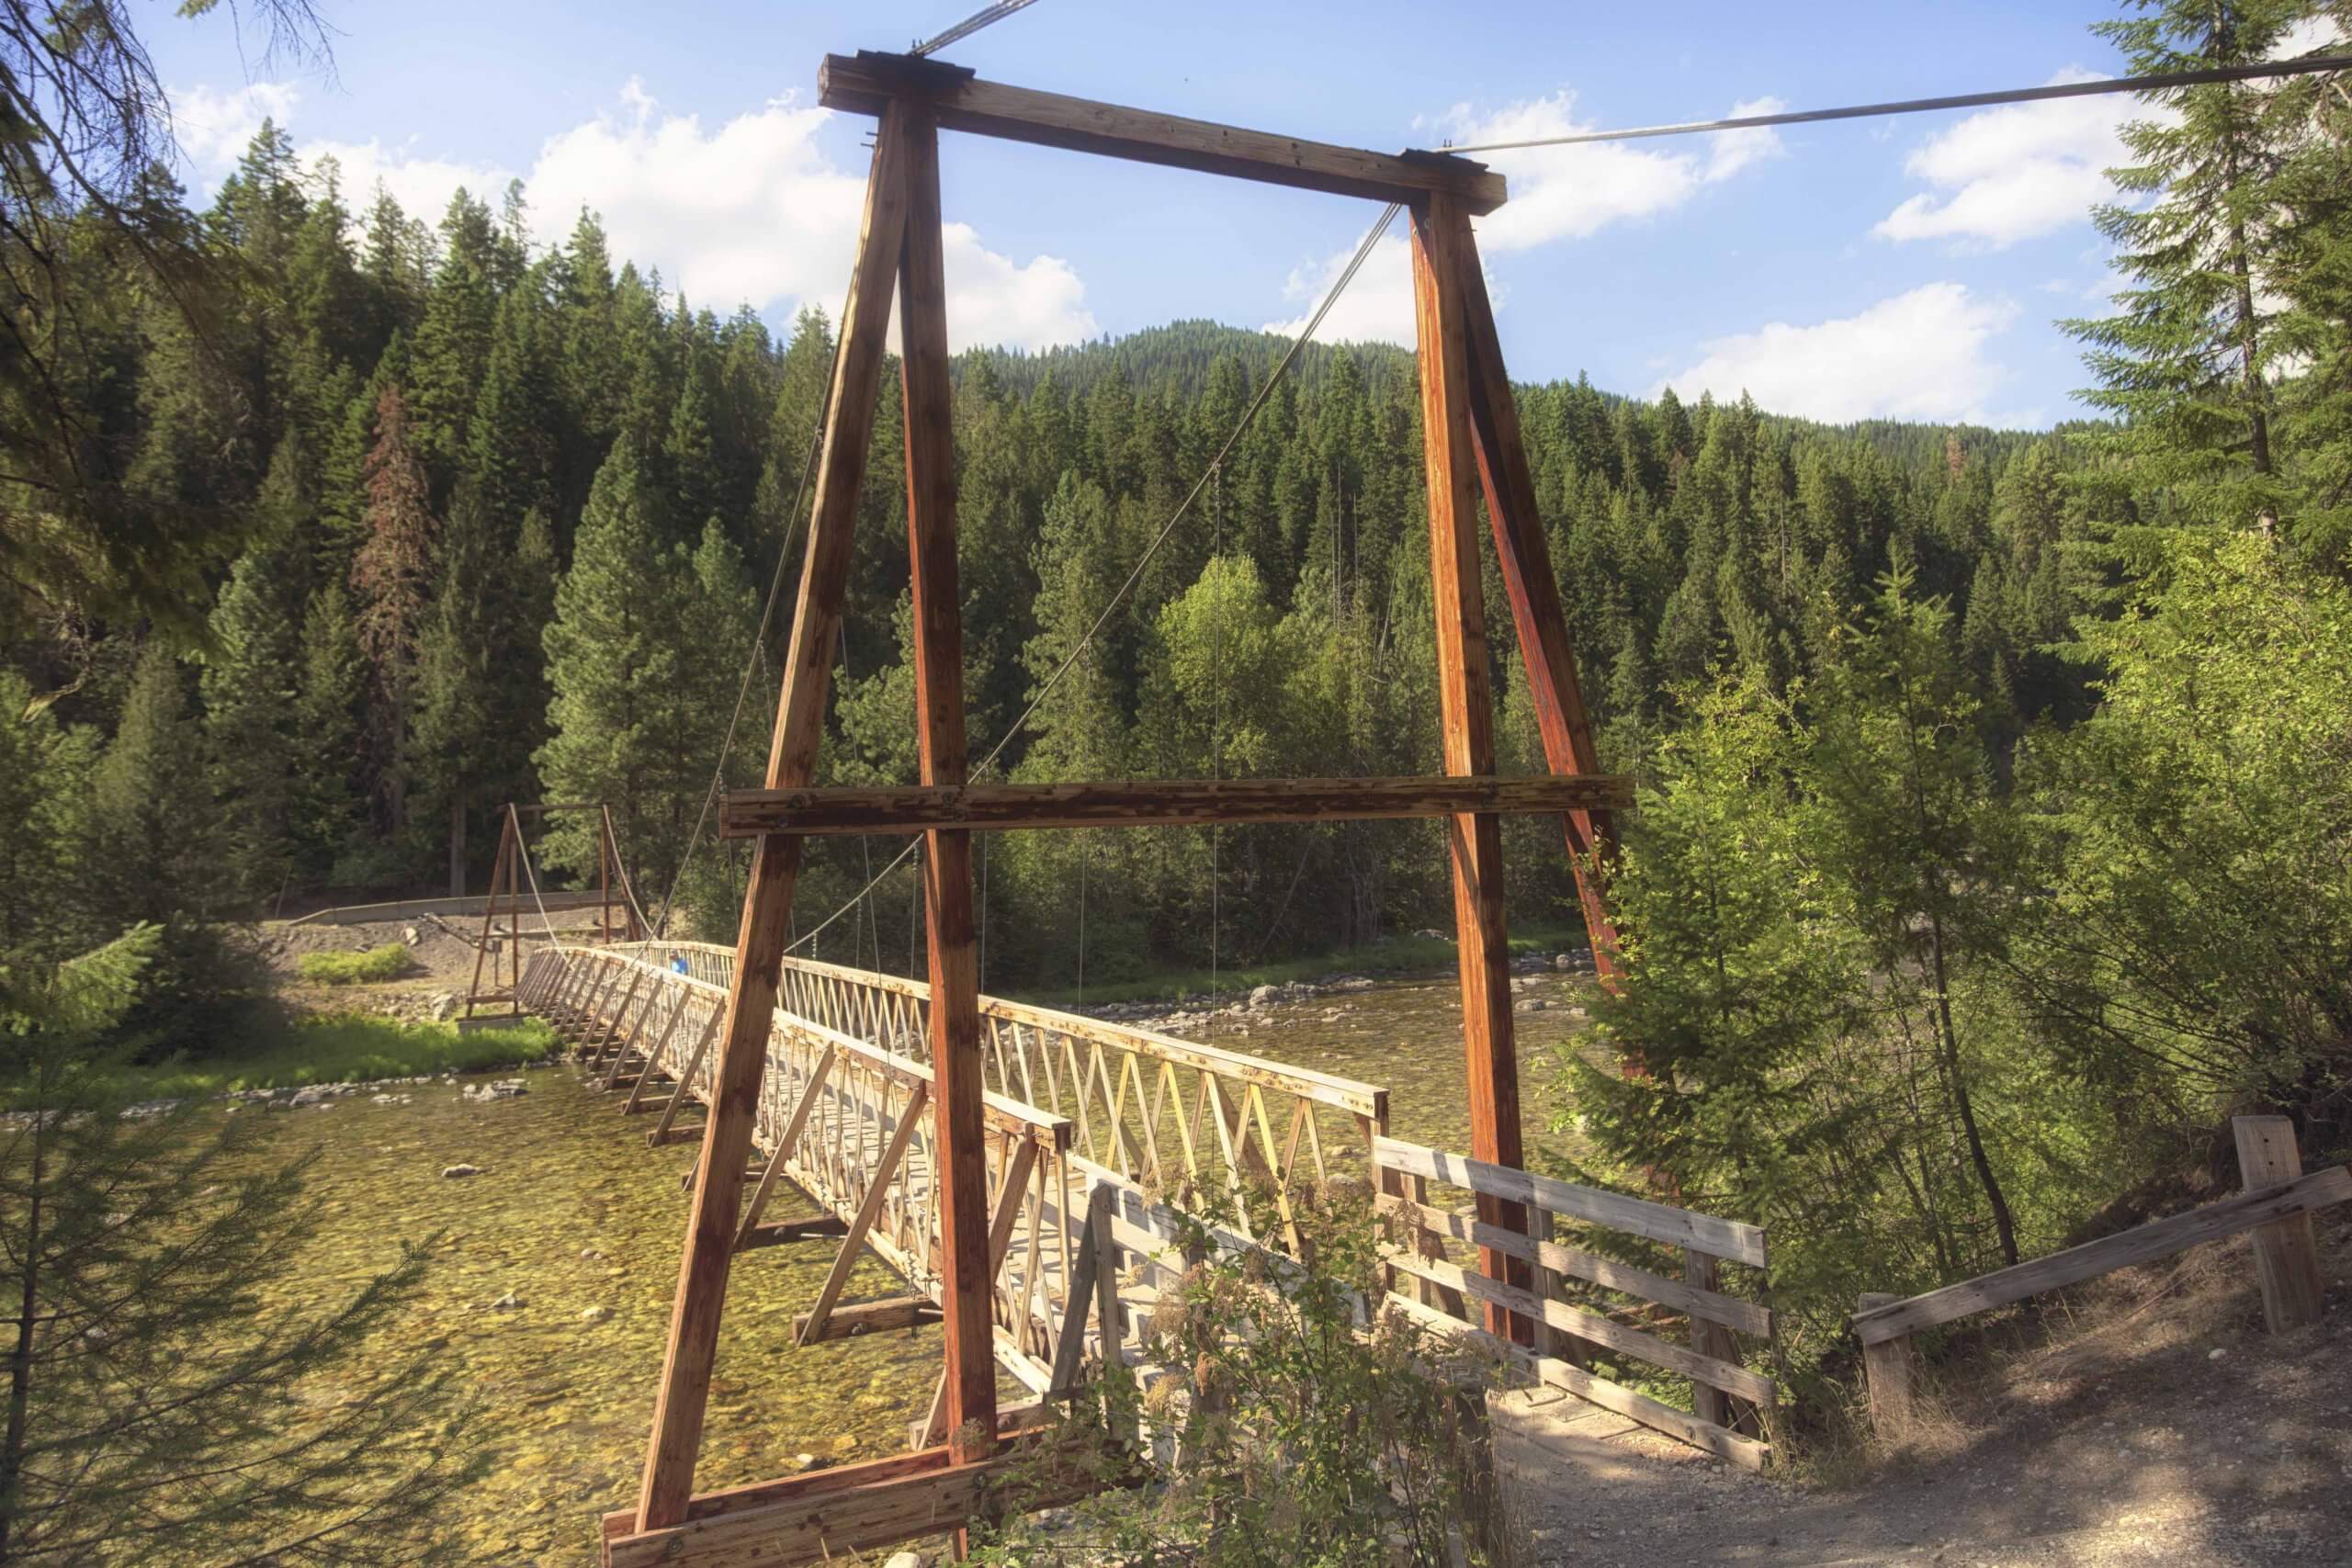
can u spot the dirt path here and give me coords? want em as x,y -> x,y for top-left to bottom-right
1496,1215 -> 2352,1566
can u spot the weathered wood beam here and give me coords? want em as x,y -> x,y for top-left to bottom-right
1851,1161 -> 2351,1346
795,1083 -> 931,1348
719,773 -> 1634,837
634,101 -> 913,1534
599,1428 -> 1125,1568
1412,192 -> 1532,1348
899,100 -> 996,1469
818,51 -> 1504,215
734,1215 -> 850,1254
1442,202 -> 1622,982
790,1293 -> 942,1341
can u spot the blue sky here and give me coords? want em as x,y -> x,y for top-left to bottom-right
145,1 -> 2241,429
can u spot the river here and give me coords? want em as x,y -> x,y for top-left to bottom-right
260,963 -> 1600,1562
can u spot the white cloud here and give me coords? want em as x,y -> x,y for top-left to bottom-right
170,80 -> 302,166
1874,69 -> 2131,248
1261,90 -> 1781,346
1261,232 -> 1418,347
169,75 -> 1096,352
1655,282 -> 2025,423
303,138 -> 512,224
1443,91 -> 1786,254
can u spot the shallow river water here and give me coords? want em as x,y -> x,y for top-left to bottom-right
258,965 -> 1598,1562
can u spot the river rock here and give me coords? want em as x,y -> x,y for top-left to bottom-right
1248,984 -> 1279,1008
442,1163 -> 483,1179
403,925 -> 422,946
491,1292 -> 524,1310
1413,928 -> 1450,942
288,1086 -> 333,1107
580,1305 -> 612,1324
883,1553 -> 924,1568
428,992 -> 457,1021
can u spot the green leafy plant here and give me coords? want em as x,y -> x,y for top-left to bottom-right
298,943 -> 419,986
971,1179 -> 1510,1568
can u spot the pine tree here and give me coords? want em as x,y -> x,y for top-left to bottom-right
350,386 -> 438,839
2066,0 -> 2318,540
536,444 -> 690,897
292,581 -> 368,881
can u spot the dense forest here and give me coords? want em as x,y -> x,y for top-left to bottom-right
2,0 -> 2347,1416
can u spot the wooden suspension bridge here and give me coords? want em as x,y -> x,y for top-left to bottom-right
502,33 -> 1767,1568
505,936 -> 1782,1566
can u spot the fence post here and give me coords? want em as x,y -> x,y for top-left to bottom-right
1856,1292 -> 1915,1442
1686,1248 -> 1736,1429
2233,1115 -> 2325,1333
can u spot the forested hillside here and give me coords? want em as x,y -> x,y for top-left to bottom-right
0,126 -> 2104,992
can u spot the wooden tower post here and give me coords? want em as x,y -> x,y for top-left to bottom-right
1411,194 -> 1535,1347
634,104 -> 914,1532
897,101 -> 997,1464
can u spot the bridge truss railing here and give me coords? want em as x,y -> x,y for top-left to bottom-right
613,941 -> 1390,1245
521,944 -> 1099,1393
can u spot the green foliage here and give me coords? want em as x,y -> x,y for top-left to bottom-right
296,943 -> 419,986
970,1185 -> 1504,1568
2012,531 -> 2352,1133
120,1014 -> 561,1099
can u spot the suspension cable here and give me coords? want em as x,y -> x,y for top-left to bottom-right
1435,51 -> 2352,155
913,0 -> 1040,57
777,197 -> 1405,960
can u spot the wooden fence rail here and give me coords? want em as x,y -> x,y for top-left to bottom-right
1854,1114 -> 2348,1438
1369,1134 -> 1776,1471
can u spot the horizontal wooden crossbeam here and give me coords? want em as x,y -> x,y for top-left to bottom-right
792,1293 -> 941,1342
719,773 -> 1634,839
818,51 -> 1507,214
599,1424 -> 1120,1568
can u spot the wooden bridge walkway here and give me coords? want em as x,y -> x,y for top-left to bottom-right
515,940 -> 1389,1418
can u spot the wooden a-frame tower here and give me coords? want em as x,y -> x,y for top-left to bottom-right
614,48 -> 1622,1563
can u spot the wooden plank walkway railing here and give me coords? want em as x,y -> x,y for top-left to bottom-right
1371,1135 -> 1778,1471
517,941 -> 1393,1407
618,941 -> 1388,1244
1853,1115 -> 2348,1438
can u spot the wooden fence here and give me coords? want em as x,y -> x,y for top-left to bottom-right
1370,1135 -> 1777,1470
1854,1114 -> 2350,1438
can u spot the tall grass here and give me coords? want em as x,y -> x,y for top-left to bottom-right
297,944 -> 418,985
123,1015 -> 561,1099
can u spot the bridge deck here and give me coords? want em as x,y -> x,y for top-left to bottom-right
517,942 -> 1387,1403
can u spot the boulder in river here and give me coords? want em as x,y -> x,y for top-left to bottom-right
1249,984 -> 1280,1009
490,1292 -> 523,1310
442,1163 -> 483,1179
580,1305 -> 612,1324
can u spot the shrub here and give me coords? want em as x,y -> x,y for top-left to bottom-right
970,1181 -> 1510,1568
298,943 -> 418,986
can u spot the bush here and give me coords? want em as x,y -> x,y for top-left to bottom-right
969,1181 -> 1510,1567
298,943 -> 418,986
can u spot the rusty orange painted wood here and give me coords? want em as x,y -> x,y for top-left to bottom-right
1410,194 -> 1532,1348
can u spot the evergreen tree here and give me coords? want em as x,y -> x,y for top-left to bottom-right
350,386 -> 438,838
2066,0 -> 2319,541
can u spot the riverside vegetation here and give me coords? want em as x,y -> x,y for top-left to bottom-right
2,0 -> 2350,1559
